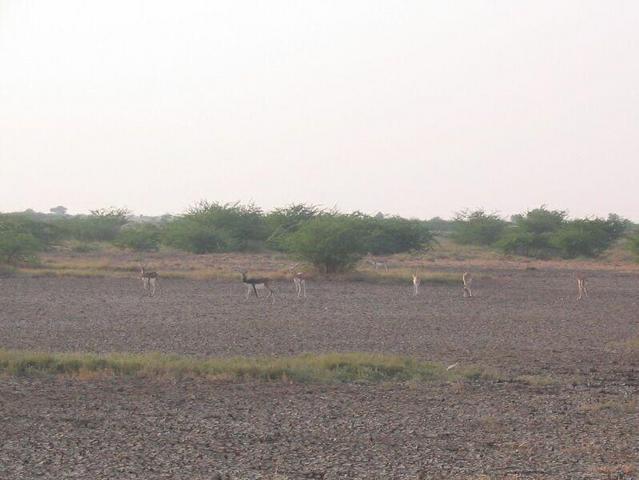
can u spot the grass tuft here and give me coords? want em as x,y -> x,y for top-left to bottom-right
620,337 -> 639,350
0,350 -> 494,384
578,398 -> 637,415
516,374 -> 559,386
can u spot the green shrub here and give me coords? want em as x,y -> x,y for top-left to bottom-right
497,207 -> 566,257
162,218 -> 231,253
423,216 -> 454,235
511,207 -> 567,236
188,201 -> 268,248
452,210 -> 507,245
284,215 -> 368,273
629,233 -> 639,259
162,201 -> 268,253
601,213 -> 630,242
0,215 -> 50,264
265,203 -> 322,250
0,231 -> 42,264
57,208 -> 129,242
496,229 -> 537,256
0,213 -> 63,247
497,209 -> 628,258
363,216 -> 434,254
114,224 -> 161,252
551,218 -> 617,258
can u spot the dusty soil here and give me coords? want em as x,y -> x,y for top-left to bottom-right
1,268 -> 638,478
1,376 -> 637,479
1,269 -> 639,377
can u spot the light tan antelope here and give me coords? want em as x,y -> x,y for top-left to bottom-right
293,272 -> 307,298
462,272 -> 473,298
576,274 -> 588,300
288,264 -> 307,298
140,265 -> 159,297
412,272 -> 421,296
240,271 -> 276,303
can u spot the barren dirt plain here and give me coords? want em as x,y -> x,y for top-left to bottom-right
1,256 -> 638,479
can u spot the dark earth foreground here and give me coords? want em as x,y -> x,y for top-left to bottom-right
1,269 -> 638,478
1,377 -> 637,479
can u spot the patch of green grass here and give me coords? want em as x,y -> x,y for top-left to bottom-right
516,374 -> 559,386
578,398 -> 637,415
0,350 -> 494,384
20,268 -> 111,278
621,338 -> 639,350
607,337 -> 639,352
67,241 -> 105,253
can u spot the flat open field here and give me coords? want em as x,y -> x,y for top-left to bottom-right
2,268 -> 638,376
1,266 -> 638,478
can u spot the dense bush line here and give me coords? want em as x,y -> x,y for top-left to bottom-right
0,203 -> 637,270
0,204 -> 434,271
455,207 -> 631,259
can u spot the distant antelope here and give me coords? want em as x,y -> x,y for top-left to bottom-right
462,272 -> 473,298
576,274 -> 588,300
412,273 -> 421,296
366,257 -> 389,271
140,265 -> 159,297
240,271 -> 276,303
288,264 -> 307,298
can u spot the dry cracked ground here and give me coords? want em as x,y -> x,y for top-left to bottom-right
1,268 -> 638,478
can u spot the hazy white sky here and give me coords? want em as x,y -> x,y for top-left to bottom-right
1,1 -> 638,219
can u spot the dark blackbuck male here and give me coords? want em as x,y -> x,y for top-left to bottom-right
239,271 -> 276,303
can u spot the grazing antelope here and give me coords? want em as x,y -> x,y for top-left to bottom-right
240,271 -> 276,303
140,265 -> 159,297
576,274 -> 588,300
462,272 -> 473,298
412,273 -> 421,296
366,256 -> 389,271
